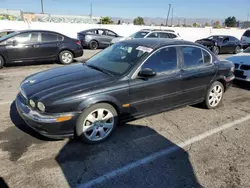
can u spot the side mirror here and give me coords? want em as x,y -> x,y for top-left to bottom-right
138,68 -> 156,78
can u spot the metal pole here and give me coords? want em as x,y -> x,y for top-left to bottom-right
247,13 -> 249,21
90,2 -> 92,19
41,0 -> 44,14
166,4 -> 171,26
171,7 -> 173,26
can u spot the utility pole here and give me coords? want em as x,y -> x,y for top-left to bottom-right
171,7 -> 173,26
41,0 -> 44,14
247,13 -> 249,21
166,4 -> 171,26
90,2 -> 92,19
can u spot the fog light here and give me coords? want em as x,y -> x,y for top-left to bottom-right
37,102 -> 45,112
29,100 -> 36,108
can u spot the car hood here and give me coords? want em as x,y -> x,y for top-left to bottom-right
226,53 -> 250,65
195,38 -> 216,45
20,63 -> 115,102
111,36 -> 131,43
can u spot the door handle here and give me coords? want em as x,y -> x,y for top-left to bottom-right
33,44 -> 40,48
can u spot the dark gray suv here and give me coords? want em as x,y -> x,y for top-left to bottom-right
77,29 -> 121,50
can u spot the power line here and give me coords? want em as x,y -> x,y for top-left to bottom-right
166,4 -> 171,26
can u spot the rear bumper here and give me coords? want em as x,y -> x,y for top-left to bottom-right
15,93 -> 80,139
74,49 -> 83,58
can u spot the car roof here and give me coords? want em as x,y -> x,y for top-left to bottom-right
210,35 -> 234,38
141,29 -> 176,32
17,29 -> 65,36
120,38 -> 201,49
79,28 -> 111,33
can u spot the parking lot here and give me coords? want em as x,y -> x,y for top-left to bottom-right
0,50 -> 250,188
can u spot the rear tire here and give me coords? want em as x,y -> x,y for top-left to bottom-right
0,56 -> 5,69
203,81 -> 224,109
88,40 -> 99,50
59,50 -> 74,65
76,103 -> 118,144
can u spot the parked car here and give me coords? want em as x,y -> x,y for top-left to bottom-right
110,29 -> 182,45
195,35 -> 243,55
77,29 -> 121,50
241,29 -> 250,49
0,30 -> 83,68
225,46 -> 250,82
16,38 -> 235,143
0,29 -> 17,38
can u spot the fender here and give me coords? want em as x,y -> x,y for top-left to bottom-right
77,94 -> 122,113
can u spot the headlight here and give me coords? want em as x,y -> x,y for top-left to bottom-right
37,102 -> 45,112
29,99 -> 36,108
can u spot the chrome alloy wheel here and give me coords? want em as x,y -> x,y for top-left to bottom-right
208,85 -> 223,107
82,108 -> 115,141
61,52 -> 73,64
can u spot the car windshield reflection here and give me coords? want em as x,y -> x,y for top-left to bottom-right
86,42 -> 152,75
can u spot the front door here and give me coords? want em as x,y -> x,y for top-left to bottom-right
129,46 -> 183,116
6,32 -> 40,62
180,46 -> 216,103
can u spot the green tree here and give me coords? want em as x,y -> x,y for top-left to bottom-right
225,16 -> 237,27
133,17 -> 145,25
99,17 -> 114,24
214,21 -> 222,28
193,22 -> 198,27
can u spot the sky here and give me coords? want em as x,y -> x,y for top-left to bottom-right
0,0 -> 250,20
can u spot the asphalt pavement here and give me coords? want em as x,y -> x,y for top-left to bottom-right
0,50 -> 250,188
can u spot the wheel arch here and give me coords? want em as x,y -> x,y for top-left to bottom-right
77,95 -> 122,115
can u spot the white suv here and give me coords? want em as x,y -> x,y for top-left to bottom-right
111,29 -> 182,44
241,29 -> 250,49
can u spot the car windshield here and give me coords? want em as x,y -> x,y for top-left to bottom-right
243,47 -> 250,53
0,31 -> 19,41
129,31 -> 149,38
86,42 -> 153,75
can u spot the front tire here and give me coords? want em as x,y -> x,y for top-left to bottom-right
0,56 -> 5,69
76,103 -> 118,144
203,81 -> 224,109
213,46 -> 220,55
59,50 -> 74,65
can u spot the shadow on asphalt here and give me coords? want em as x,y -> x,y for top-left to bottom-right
233,80 -> 250,91
0,177 -> 9,188
55,120 -> 202,187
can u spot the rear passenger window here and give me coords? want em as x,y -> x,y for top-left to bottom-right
141,47 -> 177,73
57,35 -> 64,41
159,33 -> 169,38
202,50 -> 211,64
168,33 -> 177,38
41,33 -> 58,42
182,46 -> 203,68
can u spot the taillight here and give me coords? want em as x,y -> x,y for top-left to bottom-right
76,41 -> 81,45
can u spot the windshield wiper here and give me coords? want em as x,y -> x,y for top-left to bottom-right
86,64 -> 111,76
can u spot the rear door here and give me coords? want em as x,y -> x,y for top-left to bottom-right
180,46 -> 216,103
6,32 -> 40,62
38,32 -> 63,59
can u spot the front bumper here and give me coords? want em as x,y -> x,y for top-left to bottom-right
15,93 -> 81,139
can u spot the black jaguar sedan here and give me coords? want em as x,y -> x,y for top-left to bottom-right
16,38 -> 235,143
0,30 -> 83,68
195,35 -> 243,55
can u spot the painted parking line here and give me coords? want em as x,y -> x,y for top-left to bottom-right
0,101 -> 12,105
77,114 -> 250,188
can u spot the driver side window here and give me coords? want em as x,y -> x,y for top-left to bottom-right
7,32 -> 39,44
141,47 -> 178,74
